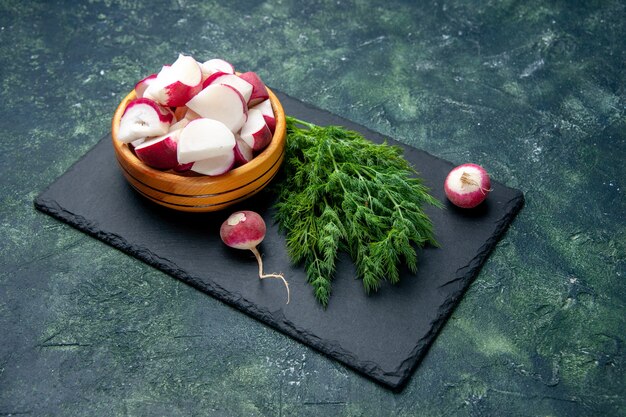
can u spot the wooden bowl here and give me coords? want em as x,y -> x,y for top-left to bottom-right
111,88 -> 286,212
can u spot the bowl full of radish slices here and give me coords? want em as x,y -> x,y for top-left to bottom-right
111,54 -> 286,212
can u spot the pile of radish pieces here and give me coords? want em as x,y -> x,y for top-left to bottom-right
116,54 -> 277,175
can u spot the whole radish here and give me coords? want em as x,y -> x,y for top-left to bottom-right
220,210 -> 290,304
444,163 -> 492,208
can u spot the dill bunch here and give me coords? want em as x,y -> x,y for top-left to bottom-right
273,116 -> 442,307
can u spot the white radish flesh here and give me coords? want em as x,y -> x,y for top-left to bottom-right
200,58 -> 235,76
130,138 -> 146,148
177,118 -> 236,164
169,117 -> 190,132
201,71 -> 229,88
186,84 -> 248,133
117,98 -> 174,143
240,108 -> 272,151
191,149 -> 235,176
251,99 -> 276,134
134,73 -> 157,98
144,54 -> 202,107
220,211 -> 290,304
202,73 -> 253,103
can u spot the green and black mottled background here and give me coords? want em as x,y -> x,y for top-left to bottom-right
1,0 -> 624,415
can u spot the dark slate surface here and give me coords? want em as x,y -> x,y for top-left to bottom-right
34,91 -> 524,391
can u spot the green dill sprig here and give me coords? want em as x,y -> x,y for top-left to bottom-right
272,116 -> 442,307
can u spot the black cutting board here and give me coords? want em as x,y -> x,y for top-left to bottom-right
34,91 -> 524,391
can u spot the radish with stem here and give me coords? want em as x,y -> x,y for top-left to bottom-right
220,211 -> 290,304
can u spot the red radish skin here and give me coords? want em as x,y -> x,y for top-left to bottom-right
173,162 -> 193,172
444,163 -> 492,208
251,99 -> 276,133
220,211 -> 290,304
238,72 -> 270,106
124,56 -> 275,175
201,73 -> 253,103
233,137 -> 254,166
134,73 -> 157,98
201,71 -> 229,89
186,84 -> 248,133
240,108 -> 272,151
144,54 -> 203,107
117,98 -> 174,143
134,130 -> 180,170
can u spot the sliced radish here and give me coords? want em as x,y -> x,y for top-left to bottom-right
240,109 -> 272,151
186,84 -> 248,133
173,162 -> 193,172
202,73 -> 253,103
191,149 -> 235,176
130,138 -> 146,148
251,99 -> 276,134
201,71 -> 229,89
200,58 -> 235,76
117,98 -> 174,143
134,73 -> 157,98
177,118 -> 236,164
144,54 -> 203,107
134,130 -> 181,170
238,72 -> 269,106
169,117 -> 190,132
234,137 -> 254,166
220,210 -> 290,304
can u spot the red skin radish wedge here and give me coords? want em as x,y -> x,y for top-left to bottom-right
202,73 -> 253,103
234,137 -> 253,166
134,73 -> 157,98
134,130 -> 181,170
240,108 -> 272,151
130,138 -> 145,149
117,98 -> 174,143
144,54 -> 203,107
169,117 -> 190,132
201,71 -> 229,89
173,162 -> 193,172
177,118 -> 236,164
191,148 -> 235,176
220,211 -> 290,304
200,58 -> 235,77
186,84 -> 248,133
238,72 -> 270,106
444,163 -> 492,208
251,99 -> 276,134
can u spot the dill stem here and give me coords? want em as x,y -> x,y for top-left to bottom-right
288,116 -> 316,129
